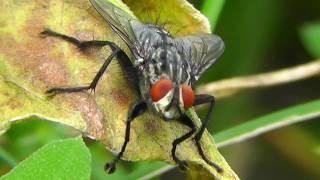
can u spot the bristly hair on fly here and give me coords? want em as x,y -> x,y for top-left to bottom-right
136,7 -> 171,32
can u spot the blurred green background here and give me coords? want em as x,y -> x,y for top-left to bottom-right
197,0 -> 320,179
1,0 -> 320,179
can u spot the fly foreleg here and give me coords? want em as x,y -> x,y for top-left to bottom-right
172,115 -> 196,170
193,94 -> 223,173
105,101 -> 147,174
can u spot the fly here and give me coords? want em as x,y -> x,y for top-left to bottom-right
41,0 -> 225,174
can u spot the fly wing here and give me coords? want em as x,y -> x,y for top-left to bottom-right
90,0 -> 142,48
174,34 -> 224,82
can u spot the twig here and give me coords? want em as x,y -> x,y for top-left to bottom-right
197,60 -> 320,99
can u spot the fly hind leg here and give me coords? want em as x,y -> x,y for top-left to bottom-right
40,29 -> 138,95
45,47 -> 119,95
40,29 -> 112,50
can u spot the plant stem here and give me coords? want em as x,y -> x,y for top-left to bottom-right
197,60 -> 320,99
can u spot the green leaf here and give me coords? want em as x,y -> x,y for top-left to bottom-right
0,0 -> 238,179
299,22 -> 320,58
201,0 -> 226,31
124,0 -> 211,36
1,137 -> 91,180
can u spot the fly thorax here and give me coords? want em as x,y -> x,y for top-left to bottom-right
146,45 -> 183,84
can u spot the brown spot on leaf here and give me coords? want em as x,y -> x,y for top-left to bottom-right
69,94 -> 105,139
0,33 -> 69,90
9,100 -> 22,110
32,58 -> 68,87
145,117 -> 160,134
110,89 -> 130,106
0,3 -> 70,90
0,1 -> 107,140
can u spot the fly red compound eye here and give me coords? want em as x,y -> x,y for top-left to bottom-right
150,79 -> 174,102
181,85 -> 195,109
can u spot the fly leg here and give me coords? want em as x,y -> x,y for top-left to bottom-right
105,101 -> 147,174
40,29 -> 113,50
40,29 -> 139,95
172,115 -> 196,170
46,48 -> 119,95
193,94 -> 223,173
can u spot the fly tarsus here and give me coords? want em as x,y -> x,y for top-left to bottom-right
45,85 -> 92,96
40,29 -> 81,45
176,160 -> 189,171
104,161 -> 117,174
195,140 -> 223,173
40,28 -> 116,50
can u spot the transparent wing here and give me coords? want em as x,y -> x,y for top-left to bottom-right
174,34 -> 225,82
90,0 -> 143,48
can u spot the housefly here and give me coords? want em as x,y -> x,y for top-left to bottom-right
41,0 -> 225,174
